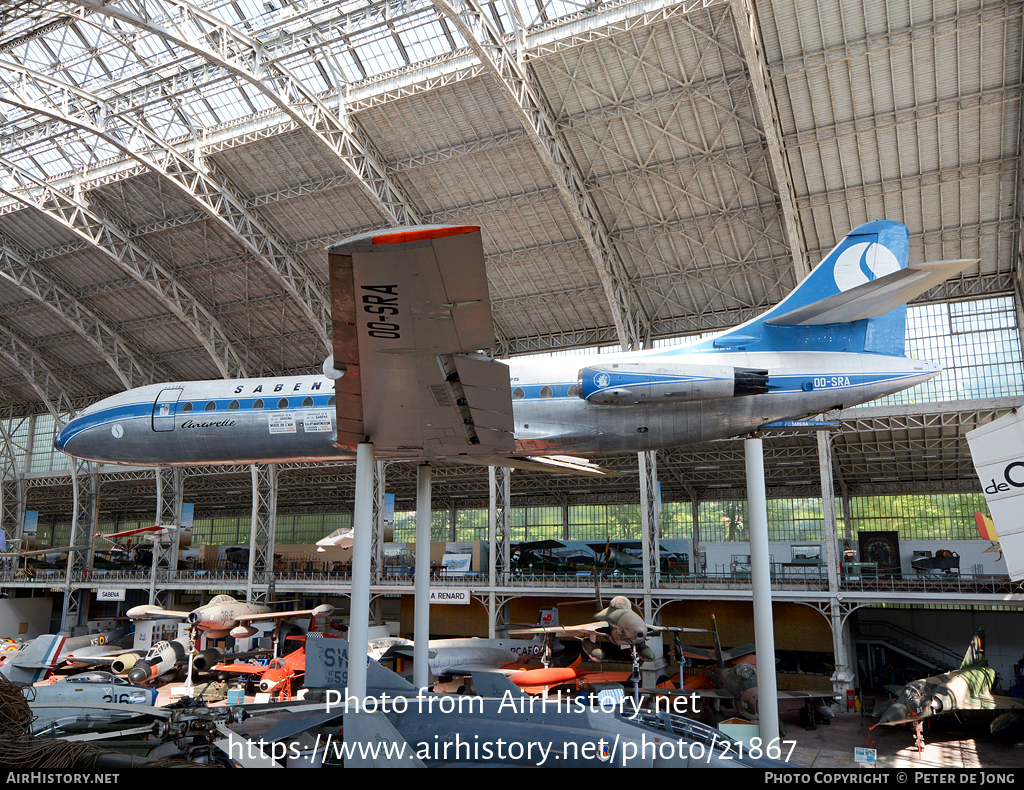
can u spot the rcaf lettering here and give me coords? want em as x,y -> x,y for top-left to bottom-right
362,284 -> 401,338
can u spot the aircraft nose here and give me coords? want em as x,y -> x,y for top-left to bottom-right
878,701 -> 912,726
740,687 -> 759,718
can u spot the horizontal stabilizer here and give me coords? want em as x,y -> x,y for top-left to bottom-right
459,455 -> 613,477
765,259 -> 976,326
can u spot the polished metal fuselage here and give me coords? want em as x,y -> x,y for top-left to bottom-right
55,348 -> 939,466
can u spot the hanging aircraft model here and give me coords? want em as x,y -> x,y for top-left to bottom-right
54,221 -> 971,472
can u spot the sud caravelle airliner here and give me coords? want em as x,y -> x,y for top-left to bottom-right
55,221 -> 972,472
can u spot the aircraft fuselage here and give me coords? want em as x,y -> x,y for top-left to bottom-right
55,347 -> 938,466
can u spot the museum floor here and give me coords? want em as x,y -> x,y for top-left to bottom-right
777,700 -> 1024,769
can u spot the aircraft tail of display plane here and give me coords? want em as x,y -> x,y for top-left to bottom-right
55,221 -> 974,468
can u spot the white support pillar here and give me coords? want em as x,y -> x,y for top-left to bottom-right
414,463 -> 432,690
348,442 -> 375,701
745,436 -> 780,744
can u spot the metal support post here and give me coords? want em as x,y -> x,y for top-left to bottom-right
414,464 -> 432,689
745,436 -> 780,744
348,442 -> 375,701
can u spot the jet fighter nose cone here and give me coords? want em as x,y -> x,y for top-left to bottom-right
878,701 -> 913,726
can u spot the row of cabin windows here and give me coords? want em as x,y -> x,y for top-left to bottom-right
511,385 -> 580,399
179,395 -> 336,413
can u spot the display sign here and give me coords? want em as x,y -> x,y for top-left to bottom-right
97,588 -> 126,601
854,747 -> 876,766
304,411 -> 333,433
429,589 -> 470,604
269,413 -> 296,434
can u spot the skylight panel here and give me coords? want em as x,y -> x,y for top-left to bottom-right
396,17 -> 457,63
352,36 -> 408,78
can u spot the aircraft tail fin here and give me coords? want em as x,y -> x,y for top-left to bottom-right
0,634 -> 65,685
704,220 -> 973,357
711,615 -> 725,670
961,628 -> 986,669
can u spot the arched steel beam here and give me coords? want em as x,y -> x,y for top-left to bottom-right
0,156 -> 251,380
729,0 -> 807,281
0,60 -> 332,348
0,332 -> 81,424
0,230 -> 164,390
430,0 -> 650,351
62,0 -> 423,229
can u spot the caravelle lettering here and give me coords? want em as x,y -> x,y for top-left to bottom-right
180,419 -> 237,429
362,284 -> 401,338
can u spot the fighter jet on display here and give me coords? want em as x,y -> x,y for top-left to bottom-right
125,594 -> 334,640
54,221 -> 970,472
0,634 -> 66,685
874,628 -> 1024,745
661,616 -> 837,725
511,595 -> 702,665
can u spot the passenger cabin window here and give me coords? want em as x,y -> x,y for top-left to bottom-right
253,399 -> 264,410
512,387 -> 525,399
302,396 -> 313,408
539,386 -> 553,398
327,395 -> 335,407
181,402 -> 194,413
277,398 -> 289,409
229,400 -> 240,411
205,401 -> 216,412
568,384 -> 580,398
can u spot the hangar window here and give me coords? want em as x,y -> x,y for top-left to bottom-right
228,401 -> 240,411
539,386 -> 553,398
277,398 -> 289,409
512,387 -> 525,399
181,402 -> 193,413
302,397 -> 313,408
204,401 -> 216,412
253,399 -> 264,410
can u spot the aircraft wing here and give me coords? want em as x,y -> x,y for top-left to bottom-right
777,690 -> 841,700
326,225 -> 514,457
125,605 -> 190,620
234,604 -> 334,624
987,694 -> 1024,711
765,258 -> 977,326
211,662 -> 267,676
508,624 -> 605,641
648,624 -> 707,635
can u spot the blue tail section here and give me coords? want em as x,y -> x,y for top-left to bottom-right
690,220 -> 910,356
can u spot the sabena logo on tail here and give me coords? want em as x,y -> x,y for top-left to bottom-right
832,242 -> 902,292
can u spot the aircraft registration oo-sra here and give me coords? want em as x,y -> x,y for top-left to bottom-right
55,220 -> 974,469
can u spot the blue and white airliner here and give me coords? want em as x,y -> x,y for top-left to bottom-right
55,221 -> 971,471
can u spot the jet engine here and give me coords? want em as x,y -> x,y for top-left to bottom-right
577,363 -> 769,405
110,652 -> 139,674
127,640 -> 187,684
